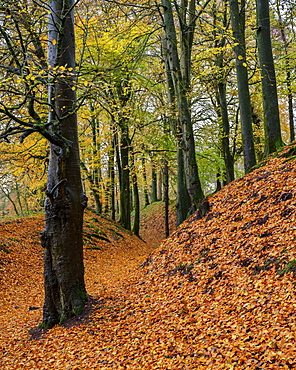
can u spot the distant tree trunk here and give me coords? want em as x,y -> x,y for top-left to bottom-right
275,0 -> 294,142
141,154 -> 150,207
109,128 -> 116,220
42,0 -> 87,328
230,0 -> 256,172
119,123 -> 131,230
151,161 -> 158,202
216,82 -> 235,183
90,110 -> 102,212
131,150 -> 140,236
176,145 -> 191,225
256,0 -> 283,155
80,161 -> 101,214
158,169 -> 163,201
162,0 -> 204,215
163,159 -> 169,237
0,186 -> 19,216
213,0 -> 234,184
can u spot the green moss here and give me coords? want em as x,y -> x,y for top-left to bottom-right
278,260 -> 296,277
71,290 -> 88,317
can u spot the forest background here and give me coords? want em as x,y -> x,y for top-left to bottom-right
0,0 -> 295,230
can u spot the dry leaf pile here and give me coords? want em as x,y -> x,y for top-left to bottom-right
1,146 -> 296,369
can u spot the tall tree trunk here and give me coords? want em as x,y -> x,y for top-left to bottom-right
162,33 -> 191,224
119,124 -> 131,230
131,150 -> 140,236
109,128 -> 116,220
230,0 -> 256,172
216,82 -> 235,183
213,0 -> 234,183
256,0 -> 283,155
151,160 -> 158,203
141,154 -> 150,207
161,0 -> 204,214
176,144 -> 191,225
275,0 -> 294,143
163,159 -> 169,237
42,0 -> 87,328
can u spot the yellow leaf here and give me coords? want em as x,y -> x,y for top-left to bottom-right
238,55 -> 244,60
52,39 -> 57,45
243,63 -> 247,67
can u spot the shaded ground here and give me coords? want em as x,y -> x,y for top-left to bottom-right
1,145 -> 296,369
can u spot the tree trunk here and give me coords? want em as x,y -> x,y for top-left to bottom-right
230,0 -> 256,172
176,145 -> 191,226
256,0 -> 283,155
275,0 -> 294,143
141,154 -> 150,207
131,150 -> 140,236
42,0 -> 87,328
163,159 -> 169,237
162,33 -> 191,224
119,124 -> 131,230
216,82 -> 235,183
161,0 -> 204,214
80,161 -> 101,214
109,128 -> 116,220
151,161 -> 158,202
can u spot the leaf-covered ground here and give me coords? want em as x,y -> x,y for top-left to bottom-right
1,146 -> 296,369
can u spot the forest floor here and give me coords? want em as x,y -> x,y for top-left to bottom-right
1,145 -> 296,369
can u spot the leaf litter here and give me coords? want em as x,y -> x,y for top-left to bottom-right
1,145 -> 296,369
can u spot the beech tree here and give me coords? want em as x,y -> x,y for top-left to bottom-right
161,0 -> 204,220
0,0 -> 87,328
230,0 -> 256,172
256,0 -> 283,155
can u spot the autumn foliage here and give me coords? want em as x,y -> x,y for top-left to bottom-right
1,145 -> 296,369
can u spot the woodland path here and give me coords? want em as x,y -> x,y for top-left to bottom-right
0,201 -> 175,367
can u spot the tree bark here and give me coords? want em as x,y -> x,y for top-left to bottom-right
230,0 -> 256,172
151,161 -> 158,202
141,154 -> 150,207
131,150 -> 140,236
119,123 -> 131,230
162,33 -> 191,224
42,0 -> 87,328
256,0 -> 283,155
163,159 -> 169,237
275,0 -> 294,143
161,0 -> 204,215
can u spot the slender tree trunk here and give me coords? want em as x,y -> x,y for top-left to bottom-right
151,161 -> 158,203
176,144 -> 191,225
131,150 -> 140,236
0,187 -> 19,216
163,159 -> 169,237
216,82 -> 235,183
158,169 -> 163,201
42,0 -> 87,328
141,154 -> 150,207
80,161 -> 101,214
275,0 -> 294,142
162,33 -> 191,224
230,0 -> 256,172
212,0 -> 235,183
162,0 -> 204,214
256,0 -> 283,155
119,124 -> 131,230
109,128 -> 116,220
